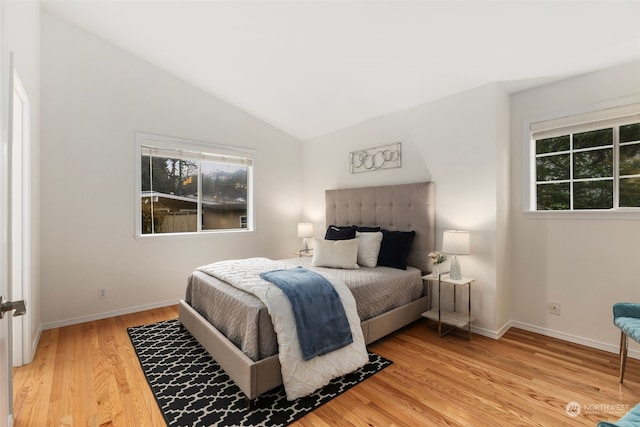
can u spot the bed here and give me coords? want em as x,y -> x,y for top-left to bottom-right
178,181 -> 435,403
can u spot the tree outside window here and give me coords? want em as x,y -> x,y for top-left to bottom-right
137,134 -> 253,235
534,122 -> 640,211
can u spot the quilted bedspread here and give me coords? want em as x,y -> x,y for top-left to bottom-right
196,257 -> 369,400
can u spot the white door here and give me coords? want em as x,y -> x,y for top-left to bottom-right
0,1 -> 13,423
0,1 -> 15,422
11,69 -> 31,368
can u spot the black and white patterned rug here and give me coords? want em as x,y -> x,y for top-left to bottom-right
128,319 -> 392,427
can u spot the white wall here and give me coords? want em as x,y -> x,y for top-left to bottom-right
5,0 -> 40,359
40,11 -> 303,327
495,87 -> 512,331
302,83 -> 510,334
510,60 -> 640,353
37,4 -> 640,356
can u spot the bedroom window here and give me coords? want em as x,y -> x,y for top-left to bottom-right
529,104 -> 640,212
136,133 -> 254,236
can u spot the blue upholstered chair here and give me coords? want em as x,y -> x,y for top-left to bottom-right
597,403 -> 640,427
613,303 -> 640,382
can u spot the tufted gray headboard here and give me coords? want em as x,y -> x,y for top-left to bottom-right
325,182 -> 435,274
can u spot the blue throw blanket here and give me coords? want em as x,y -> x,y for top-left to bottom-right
260,267 -> 353,361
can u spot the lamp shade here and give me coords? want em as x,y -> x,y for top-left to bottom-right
442,230 -> 470,255
297,223 -> 314,238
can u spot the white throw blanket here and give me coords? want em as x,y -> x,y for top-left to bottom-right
197,257 -> 368,400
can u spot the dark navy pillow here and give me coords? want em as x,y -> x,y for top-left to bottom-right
377,230 -> 416,270
356,226 -> 381,233
324,225 -> 357,240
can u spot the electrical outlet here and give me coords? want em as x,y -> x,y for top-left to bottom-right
98,288 -> 107,299
548,300 -> 561,315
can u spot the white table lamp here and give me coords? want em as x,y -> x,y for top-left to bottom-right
297,223 -> 314,252
442,230 -> 470,280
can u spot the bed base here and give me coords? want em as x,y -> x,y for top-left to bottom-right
178,292 -> 429,403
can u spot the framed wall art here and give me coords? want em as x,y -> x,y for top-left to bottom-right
349,142 -> 402,174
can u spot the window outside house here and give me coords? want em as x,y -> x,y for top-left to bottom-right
137,133 -> 254,235
530,105 -> 640,211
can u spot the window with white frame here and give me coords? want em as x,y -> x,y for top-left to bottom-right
136,133 -> 254,235
530,104 -> 640,211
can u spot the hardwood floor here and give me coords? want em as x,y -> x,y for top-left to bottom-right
12,306 -> 640,426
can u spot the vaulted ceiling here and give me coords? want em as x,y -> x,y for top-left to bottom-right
42,1 -> 640,140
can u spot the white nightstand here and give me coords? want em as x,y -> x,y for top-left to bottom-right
421,273 -> 475,340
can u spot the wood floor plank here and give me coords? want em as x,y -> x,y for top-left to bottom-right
11,305 -> 640,426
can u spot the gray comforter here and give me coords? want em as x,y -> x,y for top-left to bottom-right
185,257 -> 422,361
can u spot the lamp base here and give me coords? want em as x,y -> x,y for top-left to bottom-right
450,256 -> 462,280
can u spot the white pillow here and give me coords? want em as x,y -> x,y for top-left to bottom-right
355,231 -> 383,267
311,237 -> 360,269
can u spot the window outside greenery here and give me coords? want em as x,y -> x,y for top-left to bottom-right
140,143 -> 252,235
534,122 -> 640,210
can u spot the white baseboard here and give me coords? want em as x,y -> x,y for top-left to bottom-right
470,320 -> 636,359
41,299 -> 179,330
471,320 -> 512,340
470,325 -> 500,339
28,324 -> 42,364
508,320 -> 639,359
